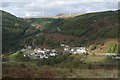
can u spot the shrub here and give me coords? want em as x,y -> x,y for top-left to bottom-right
92,52 -> 96,56
35,36 -> 45,46
89,44 -> 96,50
20,64 -> 26,68
88,64 -> 95,69
106,42 -> 118,53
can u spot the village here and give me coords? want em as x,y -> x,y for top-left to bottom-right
21,44 -> 89,59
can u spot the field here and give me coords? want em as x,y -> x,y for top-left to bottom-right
84,56 -> 107,63
3,65 -> 118,78
3,53 -> 119,78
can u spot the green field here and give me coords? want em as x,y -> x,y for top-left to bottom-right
84,56 -> 107,63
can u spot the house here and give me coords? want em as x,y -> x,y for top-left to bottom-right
64,47 -> 70,51
51,49 -> 57,53
65,45 -> 69,48
60,44 -> 65,47
73,51 -> 77,54
32,53 -> 48,59
40,54 -> 48,59
43,48 -> 46,51
34,49 -> 46,54
34,49 -> 37,52
49,53 -> 56,56
76,47 -> 87,54
32,52 -> 38,55
24,53 -> 30,57
21,49 -> 27,52
70,48 -> 76,53
46,49 -> 50,52
26,46 -> 32,50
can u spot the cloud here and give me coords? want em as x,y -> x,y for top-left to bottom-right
2,0 -> 119,2
1,1 -> 118,17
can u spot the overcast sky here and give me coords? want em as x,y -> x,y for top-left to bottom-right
1,0 -> 119,17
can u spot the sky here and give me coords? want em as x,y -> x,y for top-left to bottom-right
0,0 -> 119,17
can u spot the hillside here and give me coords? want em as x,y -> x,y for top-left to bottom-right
2,10 -> 119,54
45,10 -> 118,46
24,18 -> 64,31
2,10 -> 39,54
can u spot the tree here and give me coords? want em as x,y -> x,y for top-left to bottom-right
35,37 -> 45,46
88,64 -> 95,69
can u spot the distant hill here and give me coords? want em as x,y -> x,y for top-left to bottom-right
20,13 -> 88,19
2,10 -> 39,54
56,13 -> 88,18
24,18 -> 64,31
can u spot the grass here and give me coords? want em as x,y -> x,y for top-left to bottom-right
84,56 -> 107,63
3,65 -> 118,78
3,54 -> 118,78
9,51 -> 21,60
6,60 -> 38,67
66,69 -> 118,78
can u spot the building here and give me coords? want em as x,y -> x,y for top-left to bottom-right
76,47 -> 87,54
64,47 -> 70,51
49,53 -> 56,56
34,49 -> 46,54
60,44 -> 65,47
70,48 -> 76,53
40,54 -> 48,59
51,49 -> 57,53
31,53 -> 48,59
24,53 -> 30,57
21,49 -> 27,52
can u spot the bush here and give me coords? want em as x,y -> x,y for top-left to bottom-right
89,44 -> 96,50
45,39 -> 60,47
92,52 -> 96,56
20,64 -> 26,68
88,64 -> 95,69
106,41 -> 118,53
35,36 -> 45,46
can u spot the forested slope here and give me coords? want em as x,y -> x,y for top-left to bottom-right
48,11 -> 118,39
2,10 -> 39,54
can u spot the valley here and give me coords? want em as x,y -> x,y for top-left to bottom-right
2,10 -> 119,78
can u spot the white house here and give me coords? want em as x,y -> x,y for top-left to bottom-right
73,51 -> 77,54
40,54 -> 48,59
21,49 -> 27,52
51,49 -> 57,53
76,48 -> 87,54
70,48 -> 76,53
60,44 -> 65,47
65,45 -> 69,48
27,46 -> 32,50
64,47 -> 70,51
32,53 -> 48,59
46,49 -> 50,52
34,49 -> 46,54
50,53 -> 56,56
24,53 -> 30,57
